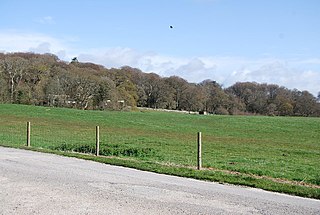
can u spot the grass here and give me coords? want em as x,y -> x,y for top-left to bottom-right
0,104 -> 319,199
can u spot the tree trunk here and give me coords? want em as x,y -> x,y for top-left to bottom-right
10,76 -> 14,103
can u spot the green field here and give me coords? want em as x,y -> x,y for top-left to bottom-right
0,104 -> 319,198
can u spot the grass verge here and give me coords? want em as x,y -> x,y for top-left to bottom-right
1,144 -> 319,199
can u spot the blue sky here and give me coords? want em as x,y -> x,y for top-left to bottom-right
0,0 -> 319,95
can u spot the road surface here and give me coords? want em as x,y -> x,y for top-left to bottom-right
0,146 -> 319,214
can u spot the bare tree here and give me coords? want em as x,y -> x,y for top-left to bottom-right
164,76 -> 189,110
180,84 -> 204,112
0,57 -> 28,103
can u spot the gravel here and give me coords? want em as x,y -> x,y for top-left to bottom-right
0,146 -> 319,215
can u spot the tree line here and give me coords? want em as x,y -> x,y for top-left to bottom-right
0,52 -> 319,116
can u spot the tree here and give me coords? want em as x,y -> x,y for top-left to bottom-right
164,76 -> 189,110
0,71 -> 9,102
67,67 -> 100,110
92,76 -> 116,110
44,69 -> 68,107
227,82 -> 283,115
0,52 -> 319,116
22,56 -> 54,105
200,80 -> 231,114
0,57 -> 28,103
180,84 -> 203,112
117,79 -> 138,108
107,67 -> 139,108
272,87 -> 293,116
292,90 -> 317,116
136,73 -> 172,109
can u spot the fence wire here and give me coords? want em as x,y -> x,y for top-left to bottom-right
0,119 -> 318,186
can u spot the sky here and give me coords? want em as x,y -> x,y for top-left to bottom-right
0,0 -> 319,95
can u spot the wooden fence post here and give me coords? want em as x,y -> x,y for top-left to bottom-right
27,122 -> 31,147
197,132 -> 202,170
96,126 -> 100,156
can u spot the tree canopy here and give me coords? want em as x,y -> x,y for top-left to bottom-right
0,52 -> 319,116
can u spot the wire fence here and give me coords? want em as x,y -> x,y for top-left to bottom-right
0,121 -> 189,164
0,120 -> 318,186
0,121 -> 25,147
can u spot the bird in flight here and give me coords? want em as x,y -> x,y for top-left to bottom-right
170,26 -> 173,29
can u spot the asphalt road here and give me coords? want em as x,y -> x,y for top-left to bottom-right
0,147 -> 319,215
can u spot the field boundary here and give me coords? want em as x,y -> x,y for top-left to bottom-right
0,104 -> 319,199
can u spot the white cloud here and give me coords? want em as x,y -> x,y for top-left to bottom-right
29,42 -> 51,53
0,31 -> 319,96
162,58 -> 218,83
293,58 -> 320,66
78,47 -> 145,68
0,30 -> 72,60
227,61 -> 320,95
78,48 -> 320,95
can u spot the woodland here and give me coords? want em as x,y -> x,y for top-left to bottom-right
0,52 -> 319,116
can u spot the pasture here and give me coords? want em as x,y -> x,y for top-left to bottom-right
0,104 -> 319,198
